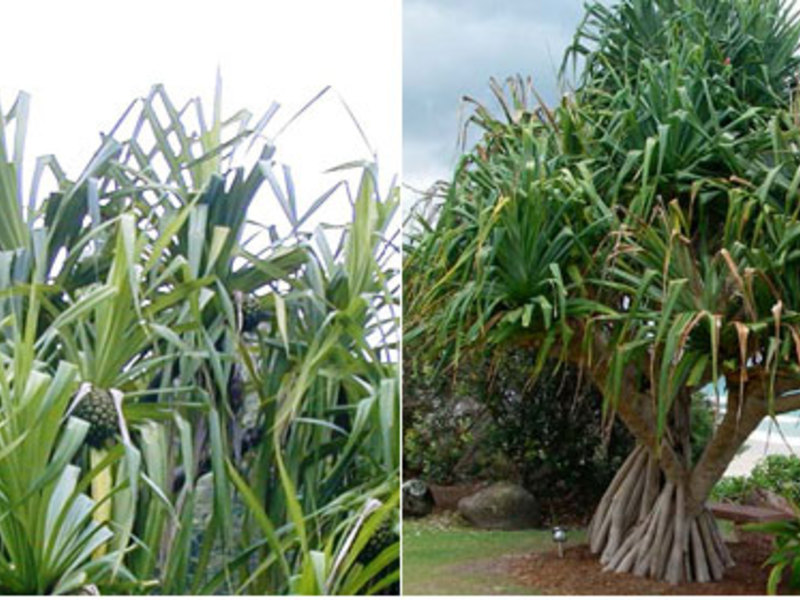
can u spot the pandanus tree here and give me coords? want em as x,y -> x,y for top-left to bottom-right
0,78 -> 398,594
405,0 -> 800,585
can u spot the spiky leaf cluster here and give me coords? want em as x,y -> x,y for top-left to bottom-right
406,0 -> 800,430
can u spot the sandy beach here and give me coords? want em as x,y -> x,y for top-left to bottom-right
725,429 -> 800,476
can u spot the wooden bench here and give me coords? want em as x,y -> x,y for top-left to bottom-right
710,502 -> 793,542
709,502 -> 793,524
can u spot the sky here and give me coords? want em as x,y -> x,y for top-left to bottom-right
403,0 -> 586,194
0,0 -> 401,237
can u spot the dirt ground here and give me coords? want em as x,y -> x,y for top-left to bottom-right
502,531 -> 785,595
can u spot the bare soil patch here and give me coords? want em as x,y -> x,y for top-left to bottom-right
502,531 -> 787,595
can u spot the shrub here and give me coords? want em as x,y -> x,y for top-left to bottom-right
403,344 -> 637,519
711,455 -> 800,505
746,510 -> 800,593
751,455 -> 800,505
741,455 -> 800,594
404,408 -> 477,484
402,348 -> 504,484
480,351 -> 634,518
710,475 -> 752,504
403,341 -> 726,522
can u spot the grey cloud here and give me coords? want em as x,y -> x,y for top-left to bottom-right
403,0 -> 586,189
406,0 -> 585,23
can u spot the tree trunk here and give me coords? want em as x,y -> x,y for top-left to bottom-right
577,351 -> 782,584
587,444 -> 733,584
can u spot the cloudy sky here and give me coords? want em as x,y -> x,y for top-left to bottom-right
403,0 -> 586,193
1,0 -> 400,236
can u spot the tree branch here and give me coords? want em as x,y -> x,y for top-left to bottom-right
687,374 -> 800,503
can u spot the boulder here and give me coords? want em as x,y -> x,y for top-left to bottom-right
403,479 -> 435,517
457,481 -> 541,530
745,487 -> 795,515
429,482 -> 489,511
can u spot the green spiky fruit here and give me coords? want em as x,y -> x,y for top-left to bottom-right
73,388 -> 119,448
358,520 -> 399,595
242,295 -> 268,333
359,520 -> 399,565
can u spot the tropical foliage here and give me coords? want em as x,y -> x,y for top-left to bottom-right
403,348 -> 635,521
405,0 -> 800,585
0,80 -> 399,594
713,454 -> 800,505
746,502 -> 800,593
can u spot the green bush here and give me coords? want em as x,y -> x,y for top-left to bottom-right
481,352 -> 634,518
746,511 -> 800,593
711,455 -> 800,505
740,456 -> 800,593
403,344 -> 637,520
404,410 -> 477,484
751,455 -> 800,505
402,348 -> 505,485
710,475 -> 752,504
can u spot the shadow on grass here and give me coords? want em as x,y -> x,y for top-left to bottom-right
402,513 -> 586,595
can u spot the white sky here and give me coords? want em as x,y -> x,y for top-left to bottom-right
0,0 -> 401,238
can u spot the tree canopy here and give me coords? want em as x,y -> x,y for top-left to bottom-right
406,0 -> 800,448
404,0 -> 800,584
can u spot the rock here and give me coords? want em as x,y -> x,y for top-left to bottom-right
403,479 -> 435,517
746,487 -> 794,514
429,482 -> 489,511
457,481 -> 541,530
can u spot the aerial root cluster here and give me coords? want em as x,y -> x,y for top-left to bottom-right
587,445 -> 733,584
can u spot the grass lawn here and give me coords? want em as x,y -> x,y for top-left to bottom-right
402,515 -> 586,595
403,515 -> 738,595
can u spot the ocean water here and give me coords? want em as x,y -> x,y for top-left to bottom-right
713,393 -> 800,465
709,385 -> 800,433
717,403 -> 800,439
712,393 -> 800,475
755,413 -> 800,438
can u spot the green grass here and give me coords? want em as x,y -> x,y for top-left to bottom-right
402,517 -> 586,595
402,516 -> 737,595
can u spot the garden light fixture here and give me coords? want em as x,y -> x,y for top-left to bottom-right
552,526 -> 567,558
